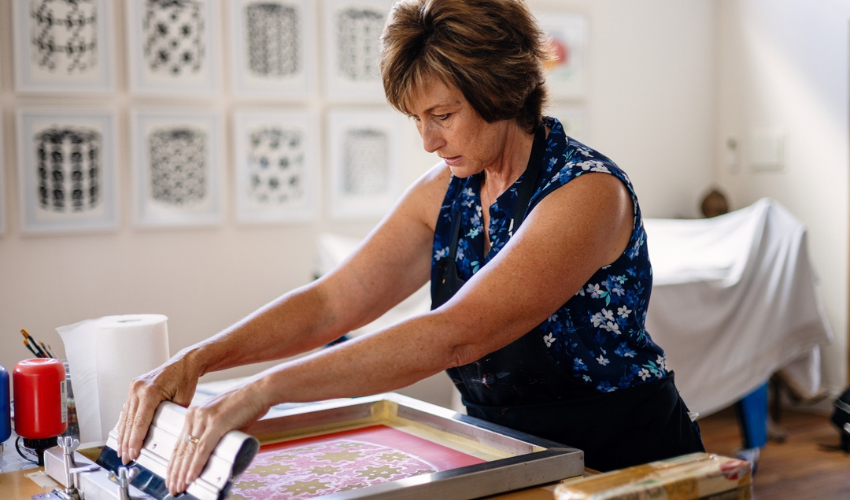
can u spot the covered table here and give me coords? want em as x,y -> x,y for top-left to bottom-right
644,198 -> 834,417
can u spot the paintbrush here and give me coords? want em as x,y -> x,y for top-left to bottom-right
22,339 -> 40,358
20,329 -> 48,358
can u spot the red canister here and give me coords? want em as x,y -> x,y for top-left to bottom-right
13,358 -> 67,439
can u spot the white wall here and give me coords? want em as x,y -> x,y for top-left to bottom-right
716,0 -> 850,395
563,0 -> 717,219
0,0 -> 717,407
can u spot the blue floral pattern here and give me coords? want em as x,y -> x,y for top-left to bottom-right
430,117 -> 667,392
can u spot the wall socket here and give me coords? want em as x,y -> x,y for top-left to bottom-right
749,131 -> 786,172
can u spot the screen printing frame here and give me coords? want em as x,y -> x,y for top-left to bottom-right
237,392 -> 585,499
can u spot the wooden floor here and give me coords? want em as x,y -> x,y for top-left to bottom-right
698,406 -> 850,499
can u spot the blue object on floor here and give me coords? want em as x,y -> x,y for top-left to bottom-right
736,382 -> 769,449
734,382 -> 768,475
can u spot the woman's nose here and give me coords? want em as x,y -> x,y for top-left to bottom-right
421,124 -> 445,153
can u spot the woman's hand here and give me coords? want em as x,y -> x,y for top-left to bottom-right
116,353 -> 204,465
166,381 -> 269,497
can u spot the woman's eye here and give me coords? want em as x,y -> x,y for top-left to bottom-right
437,114 -> 450,121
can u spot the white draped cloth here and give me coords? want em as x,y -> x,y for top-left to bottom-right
315,198 -> 834,417
644,198 -> 833,416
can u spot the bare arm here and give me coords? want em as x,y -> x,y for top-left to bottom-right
166,172 -> 633,495
188,166 -> 453,373
246,173 -> 634,399
116,163 -> 450,467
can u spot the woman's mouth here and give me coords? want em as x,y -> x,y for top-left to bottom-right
442,156 -> 462,166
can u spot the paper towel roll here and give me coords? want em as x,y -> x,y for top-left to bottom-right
57,315 -> 170,445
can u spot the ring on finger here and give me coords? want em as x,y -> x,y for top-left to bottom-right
186,435 -> 200,445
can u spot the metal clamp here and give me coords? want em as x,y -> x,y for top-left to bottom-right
108,466 -> 139,500
33,464 -> 102,500
70,464 -> 101,489
57,436 -> 81,500
57,437 -> 80,478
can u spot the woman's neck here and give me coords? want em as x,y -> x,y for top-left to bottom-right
481,125 -> 536,205
479,124 -> 537,256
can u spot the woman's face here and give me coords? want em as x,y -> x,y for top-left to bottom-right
406,78 -> 514,178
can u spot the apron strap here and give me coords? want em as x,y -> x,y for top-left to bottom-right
511,125 -> 547,231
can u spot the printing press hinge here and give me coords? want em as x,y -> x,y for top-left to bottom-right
96,446 -> 202,500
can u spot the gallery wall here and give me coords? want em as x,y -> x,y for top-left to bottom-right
0,0 -> 717,407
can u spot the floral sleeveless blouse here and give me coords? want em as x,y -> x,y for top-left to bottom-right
430,116 -> 668,393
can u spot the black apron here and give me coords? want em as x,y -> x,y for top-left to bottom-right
430,126 -> 705,472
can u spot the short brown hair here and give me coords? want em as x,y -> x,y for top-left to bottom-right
380,0 -> 551,133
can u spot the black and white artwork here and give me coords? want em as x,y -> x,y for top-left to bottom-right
131,110 -> 223,226
144,0 -> 204,76
337,8 -> 383,81
16,109 -> 119,233
126,0 -> 219,95
36,127 -> 102,212
229,0 -> 317,99
247,3 -> 297,76
342,128 -> 389,195
328,109 -> 401,219
234,110 -> 319,223
13,0 -> 115,92
323,0 -> 393,102
32,0 -> 97,73
149,128 -> 207,206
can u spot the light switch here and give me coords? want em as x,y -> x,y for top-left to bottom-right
749,131 -> 785,172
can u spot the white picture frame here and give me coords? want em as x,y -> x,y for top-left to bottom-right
131,110 -> 224,227
327,108 -> 402,220
13,0 -> 115,93
544,105 -> 588,143
228,0 -> 318,100
16,108 -> 119,233
535,12 -> 587,100
322,0 -> 394,103
126,0 -> 220,96
233,109 -> 320,224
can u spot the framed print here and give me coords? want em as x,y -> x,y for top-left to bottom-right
233,109 -> 319,224
535,12 -> 587,100
12,0 -> 115,93
323,0 -> 394,103
16,108 -> 119,233
235,393 -> 584,499
131,110 -> 224,227
126,0 -> 220,96
228,0 -> 318,100
92,393 -> 582,500
327,108 -> 402,220
544,105 -> 588,143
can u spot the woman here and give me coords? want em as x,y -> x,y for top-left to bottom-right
117,0 -> 704,494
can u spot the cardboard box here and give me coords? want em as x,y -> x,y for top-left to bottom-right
554,453 -> 752,500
